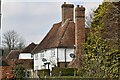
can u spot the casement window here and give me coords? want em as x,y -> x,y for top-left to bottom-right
41,65 -> 45,69
35,54 -> 38,60
40,53 -> 44,58
51,50 -> 55,57
35,66 -> 39,70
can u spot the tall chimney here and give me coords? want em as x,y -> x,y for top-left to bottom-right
61,2 -> 74,24
75,5 -> 85,67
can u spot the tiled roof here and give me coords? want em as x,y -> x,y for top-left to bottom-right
5,59 -> 33,69
21,42 -> 37,53
32,20 -> 75,53
6,50 -> 21,59
32,20 -> 90,53
4,43 -> 35,69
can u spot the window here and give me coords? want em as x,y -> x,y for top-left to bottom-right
41,65 -> 45,69
51,50 -> 55,57
35,54 -> 38,60
35,66 -> 39,70
40,53 -> 44,58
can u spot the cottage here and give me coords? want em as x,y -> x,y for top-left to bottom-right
4,42 -> 37,78
19,42 -> 37,59
32,2 -> 89,71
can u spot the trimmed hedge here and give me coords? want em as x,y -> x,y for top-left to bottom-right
37,69 -> 50,78
51,67 -> 77,76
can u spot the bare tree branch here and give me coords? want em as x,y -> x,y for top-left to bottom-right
2,30 -> 25,51
85,9 -> 94,28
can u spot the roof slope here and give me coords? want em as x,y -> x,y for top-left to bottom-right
32,20 -> 90,53
6,50 -> 21,59
21,42 -> 37,53
4,59 -> 33,69
32,20 -> 75,53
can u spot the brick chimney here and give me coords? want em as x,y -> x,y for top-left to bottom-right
75,5 -> 85,67
61,2 -> 74,24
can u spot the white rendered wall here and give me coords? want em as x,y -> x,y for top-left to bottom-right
19,53 -> 33,59
34,48 -> 74,71
58,48 -> 74,62
34,48 -> 57,71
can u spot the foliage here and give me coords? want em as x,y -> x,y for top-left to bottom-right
37,76 -> 82,80
51,67 -> 77,76
37,69 -> 50,78
78,2 -> 120,78
78,28 -> 111,78
105,50 -> 120,78
13,63 -> 25,79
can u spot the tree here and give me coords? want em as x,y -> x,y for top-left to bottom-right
2,30 -> 25,51
78,2 -> 120,78
14,63 -> 25,79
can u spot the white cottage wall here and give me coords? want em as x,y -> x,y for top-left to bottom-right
34,48 -> 74,71
19,53 -> 33,59
58,48 -> 74,62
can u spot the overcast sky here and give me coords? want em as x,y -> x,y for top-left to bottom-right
1,0 -> 103,46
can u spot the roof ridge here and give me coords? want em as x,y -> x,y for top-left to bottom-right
58,19 -> 70,47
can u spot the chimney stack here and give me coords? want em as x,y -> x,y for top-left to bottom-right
75,5 -> 85,67
61,2 -> 74,24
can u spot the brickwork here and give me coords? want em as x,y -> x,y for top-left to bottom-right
0,66 -> 15,79
61,2 -> 74,24
58,62 -> 70,68
69,5 -> 85,68
75,5 -> 85,68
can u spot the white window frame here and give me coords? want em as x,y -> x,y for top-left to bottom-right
51,50 -> 55,57
40,53 -> 44,58
35,66 -> 39,70
35,54 -> 38,60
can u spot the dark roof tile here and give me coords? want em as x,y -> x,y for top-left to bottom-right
6,50 -> 21,59
32,21 -> 89,53
22,42 -> 37,53
32,21 -> 75,53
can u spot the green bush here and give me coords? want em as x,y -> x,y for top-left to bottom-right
51,67 -> 61,76
51,67 -> 77,76
37,69 -> 50,78
61,68 -> 75,76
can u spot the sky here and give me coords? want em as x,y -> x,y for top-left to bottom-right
1,0 -> 103,46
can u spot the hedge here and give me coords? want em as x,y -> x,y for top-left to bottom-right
37,69 -> 50,78
51,67 -> 77,76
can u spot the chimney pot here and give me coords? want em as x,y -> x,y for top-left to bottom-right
64,2 -> 66,4
61,3 -> 74,24
81,5 -> 83,7
77,5 -> 79,7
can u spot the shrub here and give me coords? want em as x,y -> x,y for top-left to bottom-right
37,69 -> 50,78
51,67 -> 77,76
61,68 -> 75,76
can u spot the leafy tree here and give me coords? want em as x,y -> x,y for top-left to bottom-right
14,63 -> 25,79
78,2 -> 120,78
